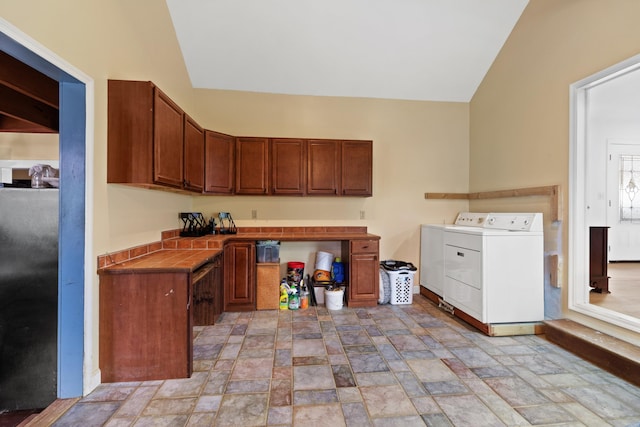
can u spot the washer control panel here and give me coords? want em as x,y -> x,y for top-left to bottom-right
455,212 -> 542,232
453,212 -> 489,227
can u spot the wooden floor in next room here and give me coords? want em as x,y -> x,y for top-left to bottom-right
590,262 -> 640,318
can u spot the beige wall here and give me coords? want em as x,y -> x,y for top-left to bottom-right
0,133 -> 58,160
470,0 -> 640,344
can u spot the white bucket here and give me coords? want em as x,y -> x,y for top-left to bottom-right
315,251 -> 334,272
325,288 -> 344,310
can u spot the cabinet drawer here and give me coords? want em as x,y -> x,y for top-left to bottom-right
350,240 -> 379,253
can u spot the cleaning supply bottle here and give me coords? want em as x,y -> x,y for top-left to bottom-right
288,286 -> 300,310
331,257 -> 344,284
300,284 -> 309,309
279,280 -> 289,310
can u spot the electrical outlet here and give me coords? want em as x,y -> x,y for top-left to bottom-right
359,210 -> 365,220
251,209 -> 257,220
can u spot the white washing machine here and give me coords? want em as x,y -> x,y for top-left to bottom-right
420,212 -> 488,297
421,212 -> 544,326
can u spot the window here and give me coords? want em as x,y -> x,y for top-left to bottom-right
619,154 -> 640,222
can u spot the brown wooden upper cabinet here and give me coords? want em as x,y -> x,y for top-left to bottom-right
107,80 -> 372,197
342,140 -> 372,196
307,139 -> 373,197
183,115 -> 204,192
271,138 -> 306,196
235,137 -> 269,195
108,80 -> 198,192
307,139 -> 341,195
205,130 -> 235,194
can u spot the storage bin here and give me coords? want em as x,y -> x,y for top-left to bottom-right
380,260 -> 417,305
256,240 -> 280,263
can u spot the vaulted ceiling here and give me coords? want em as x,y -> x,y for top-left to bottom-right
166,0 -> 528,102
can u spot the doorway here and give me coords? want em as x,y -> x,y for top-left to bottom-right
0,21 -> 90,402
570,53 -> 640,332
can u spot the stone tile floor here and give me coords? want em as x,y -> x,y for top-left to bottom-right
52,295 -> 640,426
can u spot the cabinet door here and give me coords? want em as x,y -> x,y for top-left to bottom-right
204,131 -> 235,194
342,140 -> 372,196
345,239 -> 379,308
235,137 -> 269,194
349,253 -> 379,306
99,272 -> 191,382
183,115 -> 204,192
307,139 -> 340,195
224,242 -> 256,311
271,138 -> 305,195
153,89 -> 184,188
107,80 -> 154,184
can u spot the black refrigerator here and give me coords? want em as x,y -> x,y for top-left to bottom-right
0,188 -> 58,411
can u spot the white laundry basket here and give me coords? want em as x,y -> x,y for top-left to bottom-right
380,260 -> 416,305
386,270 -> 415,305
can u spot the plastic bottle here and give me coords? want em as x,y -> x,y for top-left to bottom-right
288,287 -> 300,310
279,281 -> 289,310
331,258 -> 344,284
300,286 -> 309,309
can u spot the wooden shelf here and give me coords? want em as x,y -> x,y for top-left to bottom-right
425,185 -> 561,222
0,51 -> 59,133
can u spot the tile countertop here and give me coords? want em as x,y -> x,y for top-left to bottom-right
98,227 -> 380,274
98,249 -> 221,274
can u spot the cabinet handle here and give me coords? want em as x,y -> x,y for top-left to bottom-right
457,251 -> 464,257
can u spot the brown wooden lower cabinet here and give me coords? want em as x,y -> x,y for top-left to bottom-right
343,239 -> 380,307
224,241 -> 256,311
98,235 -> 381,381
99,271 -> 192,382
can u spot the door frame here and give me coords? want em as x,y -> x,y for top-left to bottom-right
0,18 -> 95,397
570,53 -> 640,333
